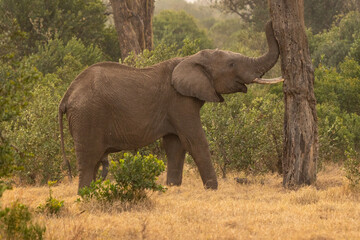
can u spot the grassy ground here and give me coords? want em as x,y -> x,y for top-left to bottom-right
2,164 -> 360,240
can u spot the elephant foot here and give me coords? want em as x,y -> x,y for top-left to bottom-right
203,179 -> 218,190
166,181 -> 182,186
166,170 -> 183,186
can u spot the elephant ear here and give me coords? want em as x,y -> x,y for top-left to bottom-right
171,51 -> 221,102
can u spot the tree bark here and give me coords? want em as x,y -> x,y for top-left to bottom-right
269,0 -> 318,188
109,0 -> 154,60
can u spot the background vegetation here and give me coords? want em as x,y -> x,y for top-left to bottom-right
1,0 -> 360,187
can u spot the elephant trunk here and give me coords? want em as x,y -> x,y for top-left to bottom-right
250,21 -> 281,84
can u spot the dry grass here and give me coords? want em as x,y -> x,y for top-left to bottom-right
2,164 -> 360,240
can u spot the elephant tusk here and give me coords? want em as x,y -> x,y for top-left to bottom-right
252,77 -> 284,84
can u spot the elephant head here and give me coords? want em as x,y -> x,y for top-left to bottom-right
172,21 -> 281,102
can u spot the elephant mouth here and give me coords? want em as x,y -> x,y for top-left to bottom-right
238,83 -> 247,93
216,92 -> 225,102
235,80 -> 248,93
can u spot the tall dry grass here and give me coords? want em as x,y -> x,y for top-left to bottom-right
2,164 -> 360,240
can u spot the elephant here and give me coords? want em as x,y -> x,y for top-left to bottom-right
59,21 -> 282,192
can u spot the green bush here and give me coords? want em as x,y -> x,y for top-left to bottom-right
33,37 -> 104,74
122,38 -> 201,68
0,58 -> 43,123
153,10 -> 213,50
317,102 -> 360,169
4,73 -> 76,184
3,39 -> 100,184
79,153 -> 166,203
37,181 -> 64,215
309,11 -> 360,68
344,151 -> 360,187
209,19 -> 264,54
0,0 -> 108,57
201,92 -> 284,177
0,202 -> 45,240
0,138 -> 14,189
315,58 -> 360,115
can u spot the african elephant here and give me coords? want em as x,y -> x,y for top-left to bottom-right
59,21 -> 282,192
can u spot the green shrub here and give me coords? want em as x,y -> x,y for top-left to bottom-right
79,153 -> 166,203
309,11 -> 360,68
0,0 -> 108,57
153,10 -> 213,49
317,103 -> 353,164
4,73 -> 76,184
0,202 -> 45,240
201,92 -> 284,177
3,41 -> 97,184
209,19 -> 264,54
122,38 -> 201,68
0,138 -> 14,190
344,151 -> 360,187
0,58 -> 43,123
33,37 -> 104,74
317,102 -> 360,171
37,181 -> 64,216
315,58 -> 360,115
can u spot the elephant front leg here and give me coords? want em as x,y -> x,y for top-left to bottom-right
188,142 -> 218,189
177,127 -> 218,190
163,134 -> 186,186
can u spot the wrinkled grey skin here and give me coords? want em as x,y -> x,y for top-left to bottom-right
59,21 -> 279,191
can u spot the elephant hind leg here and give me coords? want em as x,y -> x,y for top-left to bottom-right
163,134 -> 186,186
76,151 -> 104,192
100,155 -> 109,180
92,154 -> 110,180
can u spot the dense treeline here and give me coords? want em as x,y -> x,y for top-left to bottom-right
1,0 -> 359,185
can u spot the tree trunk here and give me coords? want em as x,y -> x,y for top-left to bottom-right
109,0 -> 154,60
269,0 -> 318,188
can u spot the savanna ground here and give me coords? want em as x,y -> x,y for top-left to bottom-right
2,164 -> 360,240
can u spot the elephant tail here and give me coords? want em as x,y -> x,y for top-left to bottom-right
59,102 -> 72,182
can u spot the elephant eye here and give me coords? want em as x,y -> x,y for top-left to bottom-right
229,62 -> 235,68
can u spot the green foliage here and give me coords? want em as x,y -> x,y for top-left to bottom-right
4,74 -> 76,184
122,38 -> 201,68
33,37 -> 105,74
0,202 -> 45,240
210,0 -> 357,34
98,27 -> 122,61
0,0 -> 358,186
210,0 -> 269,31
2,37 -> 103,184
37,181 -> 64,215
315,58 -> 360,115
0,137 -> 14,198
0,138 -> 14,181
202,92 -> 283,176
304,0 -> 352,33
209,19 -> 265,54
314,55 -> 360,172
0,58 -> 42,122
79,153 -> 166,203
344,151 -> 360,187
309,11 -> 360,68
0,0 -> 107,56
153,10 -> 213,50
0,16 -> 28,62
155,0 -> 221,29
317,104 -> 353,164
